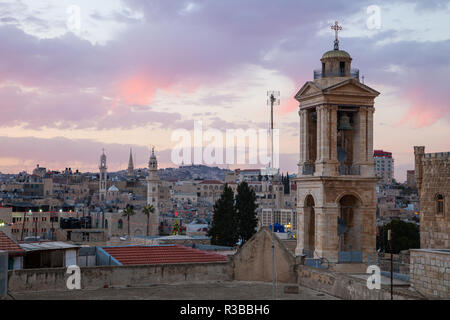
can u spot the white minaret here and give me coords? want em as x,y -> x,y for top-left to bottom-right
99,149 -> 107,202
147,147 -> 159,235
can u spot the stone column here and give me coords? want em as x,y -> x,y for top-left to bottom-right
359,107 -> 368,163
295,206 -> 305,255
316,106 -> 323,163
321,106 -> 330,163
360,205 -> 377,260
302,109 -> 309,163
316,206 -> 339,262
330,106 -> 338,162
299,109 -> 304,165
367,107 -> 374,163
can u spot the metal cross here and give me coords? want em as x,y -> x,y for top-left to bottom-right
330,21 -> 342,41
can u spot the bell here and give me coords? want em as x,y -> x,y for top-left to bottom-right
338,113 -> 352,130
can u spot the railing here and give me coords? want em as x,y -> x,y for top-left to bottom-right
313,68 -> 359,80
339,164 -> 360,175
338,251 -> 362,263
302,163 -> 315,175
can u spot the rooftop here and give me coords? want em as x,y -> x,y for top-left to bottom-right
0,229 -> 24,256
101,244 -> 228,265
19,241 -> 80,252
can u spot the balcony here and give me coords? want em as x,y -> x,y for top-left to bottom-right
339,165 -> 361,175
302,163 -> 315,175
313,68 -> 359,80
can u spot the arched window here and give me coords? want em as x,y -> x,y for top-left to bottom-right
118,219 -> 123,229
436,194 -> 444,215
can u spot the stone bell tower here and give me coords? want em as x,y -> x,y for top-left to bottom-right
147,147 -> 160,235
294,22 -> 380,264
99,149 -> 107,203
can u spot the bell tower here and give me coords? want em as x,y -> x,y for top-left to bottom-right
99,149 -> 107,203
294,22 -> 380,264
147,147 -> 160,235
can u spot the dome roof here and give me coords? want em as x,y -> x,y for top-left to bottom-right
108,185 -> 119,192
321,49 -> 351,60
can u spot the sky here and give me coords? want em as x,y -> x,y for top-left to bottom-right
0,0 -> 449,182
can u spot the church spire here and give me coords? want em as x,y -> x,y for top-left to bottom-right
127,148 -> 134,176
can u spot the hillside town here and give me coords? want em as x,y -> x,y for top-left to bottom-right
0,1 -> 449,306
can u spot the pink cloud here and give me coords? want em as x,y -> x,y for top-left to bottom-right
398,86 -> 450,128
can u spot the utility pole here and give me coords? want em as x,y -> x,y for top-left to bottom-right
388,229 -> 393,300
267,90 -> 279,300
267,91 -> 280,173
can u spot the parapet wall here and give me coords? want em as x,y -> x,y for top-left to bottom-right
410,249 -> 450,299
8,261 -> 232,293
297,265 -> 420,300
422,152 -> 450,160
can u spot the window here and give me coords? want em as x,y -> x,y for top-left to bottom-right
436,194 -> 444,215
340,61 -> 345,75
118,219 -> 123,229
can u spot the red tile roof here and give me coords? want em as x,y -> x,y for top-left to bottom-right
102,245 -> 228,266
0,229 -> 25,256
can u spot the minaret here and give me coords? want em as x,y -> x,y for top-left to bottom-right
99,149 -> 107,202
147,147 -> 159,235
127,148 -> 134,177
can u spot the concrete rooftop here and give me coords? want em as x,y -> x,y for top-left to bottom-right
7,281 -> 340,300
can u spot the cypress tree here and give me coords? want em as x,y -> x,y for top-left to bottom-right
235,181 -> 258,246
207,184 -> 238,246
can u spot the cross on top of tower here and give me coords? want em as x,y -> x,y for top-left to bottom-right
330,21 -> 342,50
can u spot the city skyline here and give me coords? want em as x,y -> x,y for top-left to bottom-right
0,0 -> 449,181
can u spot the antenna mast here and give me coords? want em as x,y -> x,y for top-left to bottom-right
267,91 -> 280,174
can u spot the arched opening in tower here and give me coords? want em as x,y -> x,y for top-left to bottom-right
304,195 -> 316,257
338,194 -> 362,261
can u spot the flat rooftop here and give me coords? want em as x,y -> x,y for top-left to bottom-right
7,281 -> 340,300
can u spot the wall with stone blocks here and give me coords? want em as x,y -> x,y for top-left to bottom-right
297,265 -> 420,300
7,262 -> 232,293
410,249 -> 450,299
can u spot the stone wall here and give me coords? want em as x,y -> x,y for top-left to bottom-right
7,261 -> 232,293
297,265 -> 419,300
232,227 -> 298,283
414,148 -> 450,249
410,249 -> 450,299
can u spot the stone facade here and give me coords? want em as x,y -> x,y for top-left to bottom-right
414,147 -> 450,249
294,44 -> 379,263
410,249 -> 450,299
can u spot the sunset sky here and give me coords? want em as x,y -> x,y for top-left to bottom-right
0,0 -> 449,182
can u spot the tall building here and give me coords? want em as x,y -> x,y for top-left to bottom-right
293,22 -> 379,263
99,150 -> 107,202
373,150 -> 394,184
146,147 -> 160,236
127,148 -> 134,177
406,170 -> 416,188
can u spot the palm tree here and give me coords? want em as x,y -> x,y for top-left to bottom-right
142,204 -> 156,236
122,204 -> 136,238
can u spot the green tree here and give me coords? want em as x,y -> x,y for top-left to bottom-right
208,184 -> 238,246
235,181 -> 258,246
377,219 -> 420,253
122,204 -> 136,237
142,204 -> 156,236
